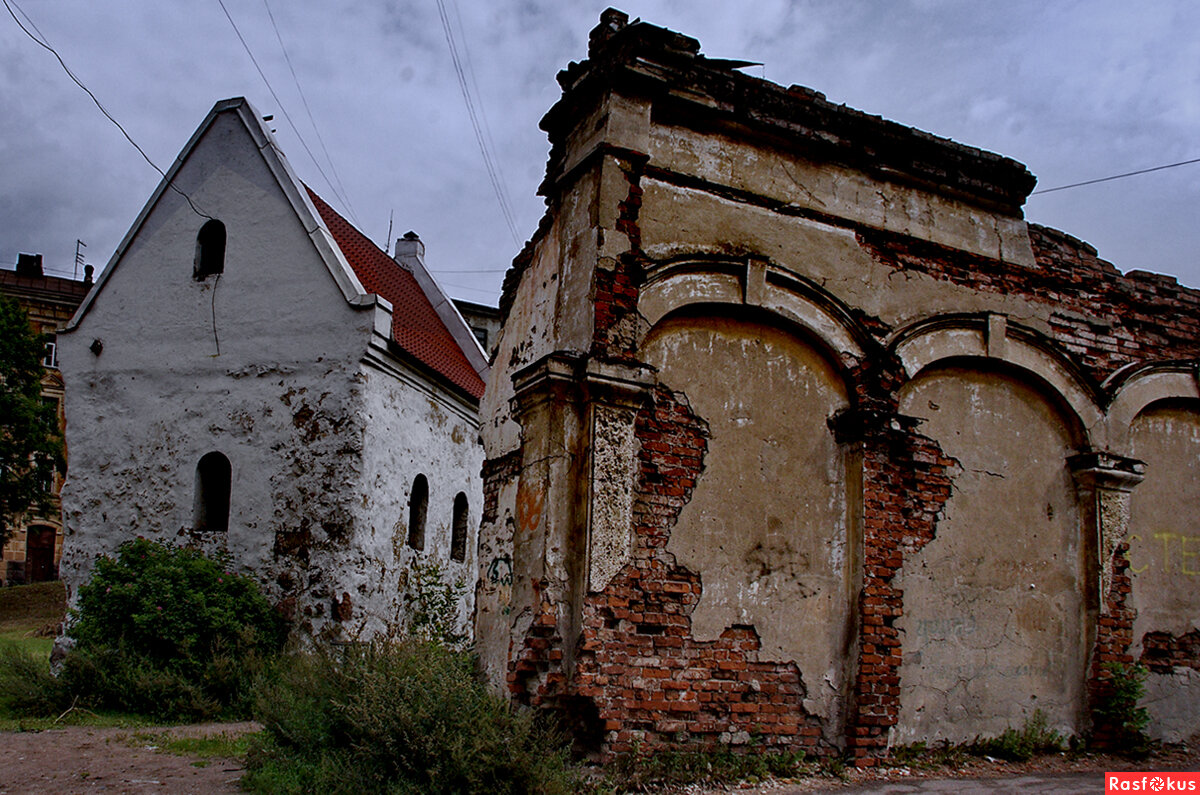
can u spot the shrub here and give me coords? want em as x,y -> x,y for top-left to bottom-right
72,538 -> 285,673
243,640 -> 580,795
2,538 -> 285,721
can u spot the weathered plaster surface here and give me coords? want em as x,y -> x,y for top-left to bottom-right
1128,405 -> 1200,643
637,180 -> 1057,340
341,350 -> 482,640
896,367 -> 1087,742
588,403 -> 638,592
646,123 -> 1035,267
1142,667 -> 1200,743
59,111 -> 481,642
642,314 -> 853,732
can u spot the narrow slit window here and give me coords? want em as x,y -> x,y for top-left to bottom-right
193,451 -> 231,532
194,219 -> 226,279
407,474 -> 428,551
451,492 -> 469,562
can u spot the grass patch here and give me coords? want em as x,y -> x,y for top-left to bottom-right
0,630 -> 53,660
0,581 -> 65,636
0,709 -> 167,732
124,729 -> 257,760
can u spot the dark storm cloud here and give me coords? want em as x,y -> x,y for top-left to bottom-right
1,0 -> 1197,299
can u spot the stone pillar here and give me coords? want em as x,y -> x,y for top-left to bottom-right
1069,451 -> 1146,608
507,353 -> 654,697
581,359 -> 655,593
1069,450 -> 1146,744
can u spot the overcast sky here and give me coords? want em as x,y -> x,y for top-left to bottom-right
2,1 -> 1198,305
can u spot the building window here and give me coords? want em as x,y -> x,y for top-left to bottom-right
471,326 -> 488,350
407,474 -> 428,551
451,492 -> 469,562
193,451 -> 231,532
42,337 -> 57,369
194,219 -> 226,279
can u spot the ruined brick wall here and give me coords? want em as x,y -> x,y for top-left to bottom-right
478,10 -> 1200,762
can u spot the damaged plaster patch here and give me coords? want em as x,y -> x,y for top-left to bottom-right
588,404 -> 638,591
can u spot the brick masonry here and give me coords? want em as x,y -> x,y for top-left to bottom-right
490,12 -> 1200,763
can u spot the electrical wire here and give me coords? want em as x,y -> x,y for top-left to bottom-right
1031,157 -> 1200,195
216,0 -> 361,225
261,0 -> 355,222
435,0 -> 521,247
2,0 -> 212,220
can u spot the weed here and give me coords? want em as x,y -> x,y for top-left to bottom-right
969,710 -> 1066,762
601,744 -> 809,790
402,558 -> 467,648
887,739 -> 972,770
1094,662 -> 1152,757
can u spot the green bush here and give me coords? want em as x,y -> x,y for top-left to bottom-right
72,538 -> 285,672
1,538 -> 285,721
243,640 -> 580,795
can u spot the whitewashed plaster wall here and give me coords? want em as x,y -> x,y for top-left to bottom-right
339,337 -> 484,641
58,111 -> 376,634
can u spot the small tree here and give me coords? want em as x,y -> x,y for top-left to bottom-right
0,295 -> 63,549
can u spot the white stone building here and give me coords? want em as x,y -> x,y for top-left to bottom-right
57,98 -> 488,640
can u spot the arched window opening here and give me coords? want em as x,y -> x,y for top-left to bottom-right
193,452 -> 231,532
194,219 -> 226,279
451,492 -> 469,562
407,474 -> 428,551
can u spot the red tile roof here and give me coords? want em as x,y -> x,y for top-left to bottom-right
306,187 -> 485,401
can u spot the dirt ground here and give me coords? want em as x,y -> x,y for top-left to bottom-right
0,721 -> 256,794
0,722 -> 1195,794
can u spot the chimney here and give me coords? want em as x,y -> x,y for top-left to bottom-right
16,253 -> 43,277
84,264 -> 94,287
393,231 -> 424,272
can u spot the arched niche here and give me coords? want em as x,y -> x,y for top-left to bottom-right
637,257 -> 867,371
894,361 -> 1091,743
1107,364 -> 1200,452
640,305 -> 855,730
891,315 -> 1102,450
1125,396 -> 1200,741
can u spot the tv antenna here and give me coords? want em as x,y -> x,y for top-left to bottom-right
74,239 -> 87,280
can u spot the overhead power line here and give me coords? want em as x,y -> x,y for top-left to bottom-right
1031,157 -> 1200,196
435,0 -> 521,247
2,0 -> 212,219
216,0 -> 360,226
260,0 -> 354,221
